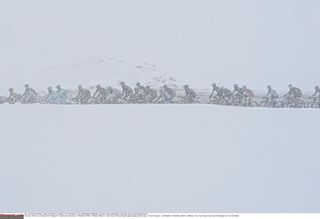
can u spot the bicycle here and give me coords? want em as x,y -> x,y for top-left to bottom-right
243,97 -> 258,107
259,97 -> 282,108
282,96 -> 305,108
307,97 -> 320,108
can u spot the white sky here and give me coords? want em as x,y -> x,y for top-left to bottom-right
1,0 -> 320,89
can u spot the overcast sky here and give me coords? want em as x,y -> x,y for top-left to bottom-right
1,0 -> 320,89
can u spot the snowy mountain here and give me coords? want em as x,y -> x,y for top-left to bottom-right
0,57 -> 180,95
38,57 -> 179,90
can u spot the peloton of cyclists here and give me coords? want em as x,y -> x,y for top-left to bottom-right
1,82 -> 320,108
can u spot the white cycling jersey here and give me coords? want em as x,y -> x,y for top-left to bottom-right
267,89 -> 279,98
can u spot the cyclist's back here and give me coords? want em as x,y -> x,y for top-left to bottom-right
46,87 -> 57,103
75,85 -> 91,104
266,85 -> 278,100
286,84 -> 302,99
159,85 -> 176,103
232,84 -> 243,98
183,85 -> 197,103
242,86 -> 254,99
120,82 -> 133,100
209,83 -> 220,98
21,84 -> 38,103
7,88 -> 21,104
55,85 -> 68,103
312,86 -> 320,99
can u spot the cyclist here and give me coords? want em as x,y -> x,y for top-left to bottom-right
231,84 -> 244,104
209,83 -> 220,99
55,85 -> 68,104
217,86 -> 232,104
106,87 -> 122,103
232,84 -> 243,98
265,85 -> 279,103
120,81 -> 133,100
92,85 -> 108,103
7,88 -> 21,104
183,85 -> 197,103
46,86 -> 57,104
74,85 -> 91,104
284,84 -> 302,101
219,87 -> 232,97
144,85 -> 158,103
242,85 -> 254,102
20,84 -> 38,104
112,87 -> 122,99
312,86 -> 320,99
135,82 -> 146,94
157,85 -> 176,103
132,82 -> 146,103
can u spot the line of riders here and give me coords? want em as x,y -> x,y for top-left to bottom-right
209,83 -> 320,108
0,82 -> 187,105
1,82 -> 320,108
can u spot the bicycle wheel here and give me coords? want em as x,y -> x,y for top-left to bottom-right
220,99 -> 230,106
275,101 -> 284,108
259,101 -> 269,108
249,101 -> 258,107
297,100 -> 305,108
308,101 -> 318,108
283,101 -> 292,108
230,100 -> 238,106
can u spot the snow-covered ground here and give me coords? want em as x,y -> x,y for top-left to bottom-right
0,104 -> 319,213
